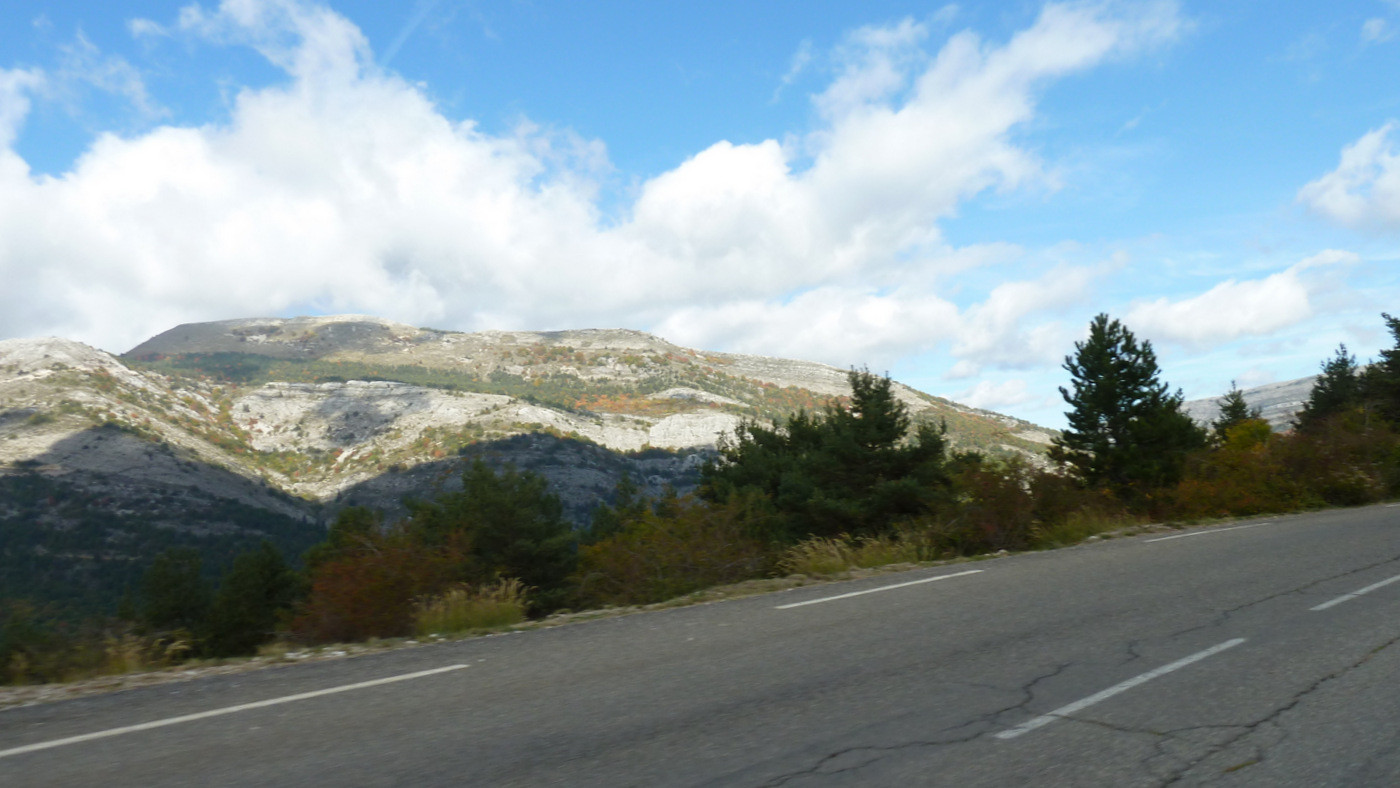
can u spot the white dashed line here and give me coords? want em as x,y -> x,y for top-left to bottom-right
775,570 -> 983,609
996,639 -> 1246,740
1145,524 -> 1264,543
1310,573 -> 1400,611
0,664 -> 468,760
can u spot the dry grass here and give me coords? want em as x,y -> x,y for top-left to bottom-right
1031,509 -> 1141,548
778,531 -> 934,577
414,578 -> 529,636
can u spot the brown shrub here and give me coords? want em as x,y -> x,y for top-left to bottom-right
291,530 -> 466,644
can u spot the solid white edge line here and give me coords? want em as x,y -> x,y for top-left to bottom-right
775,569 -> 983,609
0,664 -> 468,760
1310,573 -> 1400,611
995,638 -> 1246,740
1144,524 -> 1263,543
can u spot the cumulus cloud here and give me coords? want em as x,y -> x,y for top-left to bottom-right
1298,123 -> 1400,229
0,0 -> 1183,363
950,266 -> 1093,375
1124,252 -> 1356,348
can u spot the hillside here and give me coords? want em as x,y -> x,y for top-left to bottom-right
0,316 -> 1055,616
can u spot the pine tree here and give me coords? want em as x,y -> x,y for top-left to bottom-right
205,542 -> 302,657
1212,381 -> 1263,443
408,460 -> 578,613
701,368 -> 950,541
1296,344 -> 1361,431
139,548 -> 211,635
1363,313 -> 1400,425
1051,314 -> 1205,497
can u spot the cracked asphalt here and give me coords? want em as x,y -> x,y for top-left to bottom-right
3,503 -> 1399,786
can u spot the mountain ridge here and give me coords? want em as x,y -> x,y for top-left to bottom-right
1,316 -> 1055,616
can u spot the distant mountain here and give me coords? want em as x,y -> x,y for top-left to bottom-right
1183,375 -> 1316,432
1,316 -> 1055,616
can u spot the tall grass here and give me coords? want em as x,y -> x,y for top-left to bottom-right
1030,509 -> 1139,548
413,579 -> 528,637
778,531 -> 933,577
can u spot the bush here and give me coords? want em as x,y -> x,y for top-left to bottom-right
943,455 -> 1038,553
291,530 -> 465,644
575,494 -> 775,607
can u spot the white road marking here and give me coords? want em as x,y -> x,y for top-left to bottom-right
1310,573 -> 1400,611
995,638 -> 1246,740
1145,524 -> 1264,543
0,664 -> 468,760
775,570 -> 983,609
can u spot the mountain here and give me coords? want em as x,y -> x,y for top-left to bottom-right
1183,375 -> 1316,432
1,316 -> 1054,616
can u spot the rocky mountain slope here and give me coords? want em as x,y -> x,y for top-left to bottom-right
1,316 -> 1054,616
1183,375 -> 1316,432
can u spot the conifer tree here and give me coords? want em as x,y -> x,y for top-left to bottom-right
1051,314 -> 1205,497
408,460 -> 578,612
1363,313 -> 1400,425
701,368 -> 950,541
1297,344 -> 1361,431
139,548 -> 211,635
206,542 -> 301,657
1212,381 -> 1262,443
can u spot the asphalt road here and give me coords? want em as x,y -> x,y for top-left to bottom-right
3,504 -> 1400,786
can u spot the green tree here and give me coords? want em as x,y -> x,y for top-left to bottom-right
1212,381 -> 1263,444
408,461 -> 578,613
205,542 -> 302,657
1363,313 -> 1400,425
139,548 -> 212,635
584,473 -> 648,544
1297,344 -> 1362,431
701,369 -> 951,541
1051,314 -> 1206,498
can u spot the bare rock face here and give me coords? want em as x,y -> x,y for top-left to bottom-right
1184,376 -> 1316,432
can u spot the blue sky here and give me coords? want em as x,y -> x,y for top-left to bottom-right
2,1 -> 1399,428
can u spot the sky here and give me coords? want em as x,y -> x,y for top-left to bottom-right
2,0 -> 1399,429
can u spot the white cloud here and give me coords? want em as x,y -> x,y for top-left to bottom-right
56,32 -> 164,119
949,266 -> 1093,375
1297,123 -> 1400,229
657,287 -> 962,370
954,378 -> 1036,410
771,39 -> 814,102
0,68 -> 45,149
1124,253 -> 1355,348
0,0 -> 1185,365
1362,18 -> 1395,44
128,18 -> 168,38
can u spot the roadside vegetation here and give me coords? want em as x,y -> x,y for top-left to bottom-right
6,312 -> 1400,686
